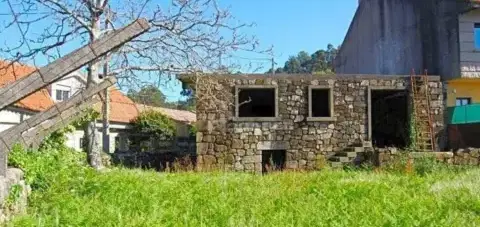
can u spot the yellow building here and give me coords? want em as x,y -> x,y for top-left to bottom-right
447,78 -> 480,107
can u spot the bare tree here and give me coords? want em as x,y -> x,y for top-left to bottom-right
0,0 -> 268,169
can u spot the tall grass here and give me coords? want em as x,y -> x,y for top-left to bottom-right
7,146 -> 480,226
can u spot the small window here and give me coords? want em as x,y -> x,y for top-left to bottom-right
79,138 -> 84,150
55,89 -> 70,101
55,89 -> 63,100
456,97 -> 472,106
475,23 -> 480,49
237,87 -> 276,118
114,136 -> 120,151
62,90 -> 70,100
308,86 -> 334,121
311,89 -> 331,117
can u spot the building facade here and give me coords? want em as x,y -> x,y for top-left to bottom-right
188,74 -> 443,173
335,0 -> 480,149
0,61 -> 196,153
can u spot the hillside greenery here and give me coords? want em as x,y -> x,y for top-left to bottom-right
267,44 -> 339,74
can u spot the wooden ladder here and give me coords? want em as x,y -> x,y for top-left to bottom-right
410,70 -> 436,152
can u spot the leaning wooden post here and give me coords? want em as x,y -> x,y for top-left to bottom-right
0,18 -> 150,111
22,97 -> 101,149
0,77 -> 117,148
0,19 -> 150,176
0,78 -> 116,176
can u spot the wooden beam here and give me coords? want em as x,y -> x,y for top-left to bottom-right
0,18 -> 150,110
21,97 -> 99,149
0,77 -> 117,147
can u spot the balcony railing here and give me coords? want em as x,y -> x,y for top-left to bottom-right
447,104 -> 480,124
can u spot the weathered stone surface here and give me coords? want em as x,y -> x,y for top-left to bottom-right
194,75 -> 444,173
0,168 -> 29,223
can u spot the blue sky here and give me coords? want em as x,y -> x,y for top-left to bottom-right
0,0 -> 358,102
161,0 -> 358,101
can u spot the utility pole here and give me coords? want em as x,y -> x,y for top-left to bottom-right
271,57 -> 275,75
102,9 -> 111,154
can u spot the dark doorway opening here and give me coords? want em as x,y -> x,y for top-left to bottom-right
371,90 -> 409,148
262,150 -> 286,173
238,88 -> 276,117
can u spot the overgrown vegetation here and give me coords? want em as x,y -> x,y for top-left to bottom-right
131,110 -> 176,138
128,110 -> 177,152
266,44 -> 339,74
6,141 -> 480,226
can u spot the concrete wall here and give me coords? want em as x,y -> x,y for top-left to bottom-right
336,0 -> 469,81
66,127 -> 130,153
459,9 -> 480,78
336,0 -> 423,75
0,109 -> 31,133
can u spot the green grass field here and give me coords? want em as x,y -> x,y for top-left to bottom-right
7,147 -> 480,226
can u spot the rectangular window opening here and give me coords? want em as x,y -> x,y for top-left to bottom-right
238,88 -> 276,117
55,89 -> 63,101
262,150 -> 286,174
62,90 -> 70,100
79,138 -> 84,150
456,97 -> 472,106
475,23 -> 480,49
55,89 -> 71,101
311,88 -> 331,117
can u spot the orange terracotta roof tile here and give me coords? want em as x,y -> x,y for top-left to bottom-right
108,89 -> 140,123
0,61 -> 54,112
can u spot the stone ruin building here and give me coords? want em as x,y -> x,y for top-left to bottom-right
179,74 -> 444,173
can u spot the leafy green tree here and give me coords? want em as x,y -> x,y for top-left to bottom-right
284,56 -> 302,73
267,44 -> 339,74
128,85 -> 168,107
296,51 -> 311,73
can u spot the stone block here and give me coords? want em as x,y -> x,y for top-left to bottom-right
243,156 -> 255,164
244,164 -> 254,172
256,141 -> 288,150
232,139 -> 243,149
203,155 -> 216,165
197,143 -> 209,155
6,168 -> 23,183
285,161 -> 298,169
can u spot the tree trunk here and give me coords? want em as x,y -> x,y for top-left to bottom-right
84,13 -> 103,170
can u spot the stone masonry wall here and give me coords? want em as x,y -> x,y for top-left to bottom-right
195,75 -> 444,173
375,147 -> 480,167
0,168 -> 29,222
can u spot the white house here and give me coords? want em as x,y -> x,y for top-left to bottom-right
0,61 -> 196,153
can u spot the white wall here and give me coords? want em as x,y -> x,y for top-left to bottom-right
459,9 -> 480,78
65,128 -> 130,153
50,73 -> 86,102
0,109 -> 31,133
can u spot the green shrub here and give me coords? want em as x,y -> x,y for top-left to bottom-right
131,110 -> 176,138
380,152 -> 472,176
8,144 -> 88,191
